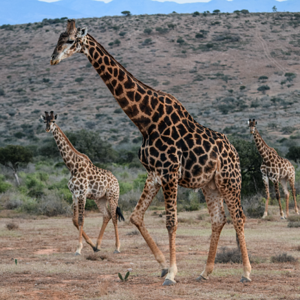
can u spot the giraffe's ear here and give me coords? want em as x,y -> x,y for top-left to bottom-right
256,121 -> 257,125
40,115 -> 45,121
247,120 -> 249,125
77,27 -> 88,38
55,115 -> 57,120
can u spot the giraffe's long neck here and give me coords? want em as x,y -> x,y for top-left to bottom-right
252,129 -> 274,161
52,124 -> 90,172
81,34 -> 159,136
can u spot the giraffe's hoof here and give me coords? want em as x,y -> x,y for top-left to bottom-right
196,275 -> 208,282
113,250 -> 120,254
75,252 -> 81,256
296,211 -> 299,215
162,279 -> 176,286
93,247 -> 100,253
280,216 -> 286,220
161,269 -> 168,278
240,276 -> 251,283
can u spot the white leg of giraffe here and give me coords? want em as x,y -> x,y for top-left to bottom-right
130,174 -> 168,275
280,178 -> 290,218
197,182 -> 226,281
262,174 -> 269,218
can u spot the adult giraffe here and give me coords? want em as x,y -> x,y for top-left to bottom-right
248,119 -> 299,219
50,19 -> 251,285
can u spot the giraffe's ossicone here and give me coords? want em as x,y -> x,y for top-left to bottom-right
42,111 -> 125,255
50,20 -> 252,285
249,119 -> 299,219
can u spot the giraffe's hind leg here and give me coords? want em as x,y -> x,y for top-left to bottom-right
274,181 -> 285,219
224,193 -> 251,282
197,181 -> 226,281
288,176 -> 299,215
262,174 -> 270,218
72,199 -> 96,255
107,194 -> 121,253
280,179 -> 290,218
94,197 -> 111,252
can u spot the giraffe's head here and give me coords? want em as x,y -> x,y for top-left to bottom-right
248,119 -> 257,134
41,111 -> 57,132
50,19 -> 88,65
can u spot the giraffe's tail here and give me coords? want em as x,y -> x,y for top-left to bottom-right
116,206 -> 125,222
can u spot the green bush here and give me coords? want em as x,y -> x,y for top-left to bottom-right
133,173 -> 147,190
120,182 -> 133,195
0,175 -> 11,193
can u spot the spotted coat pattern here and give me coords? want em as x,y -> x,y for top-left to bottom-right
50,20 -> 252,284
249,119 -> 299,218
43,111 -> 122,255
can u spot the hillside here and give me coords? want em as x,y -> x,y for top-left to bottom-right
1,12 -> 300,153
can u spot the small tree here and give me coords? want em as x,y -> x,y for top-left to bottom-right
176,37 -> 185,45
272,6 -> 277,12
0,145 -> 33,185
144,28 -> 152,35
286,146 -> 300,162
213,9 -> 221,15
257,85 -> 270,94
241,9 -> 249,15
121,11 -> 131,17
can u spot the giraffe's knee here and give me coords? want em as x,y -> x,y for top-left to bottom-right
130,213 -> 143,227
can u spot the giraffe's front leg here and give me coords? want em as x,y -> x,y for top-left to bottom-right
129,174 -> 168,276
161,173 -> 179,286
76,194 -> 86,255
72,198 -> 96,254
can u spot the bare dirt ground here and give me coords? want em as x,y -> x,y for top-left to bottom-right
0,208 -> 299,300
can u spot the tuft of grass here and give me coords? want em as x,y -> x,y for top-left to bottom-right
271,253 -> 297,263
86,254 -> 107,261
126,230 -> 139,236
263,215 -> 276,222
215,247 -> 243,264
215,247 -> 254,264
287,222 -> 300,228
6,222 -> 19,230
287,215 -> 300,222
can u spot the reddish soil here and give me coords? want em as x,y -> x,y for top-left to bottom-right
0,209 -> 299,300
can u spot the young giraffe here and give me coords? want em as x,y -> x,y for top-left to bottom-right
42,111 -> 124,255
248,119 -> 299,219
50,20 -> 252,285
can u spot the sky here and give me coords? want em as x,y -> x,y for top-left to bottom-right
38,0 -> 289,2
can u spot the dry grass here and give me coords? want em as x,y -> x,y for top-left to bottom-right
5,222 -> 19,230
271,253 -> 298,263
0,209 -> 300,299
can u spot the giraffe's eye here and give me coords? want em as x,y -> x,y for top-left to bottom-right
66,40 -> 74,44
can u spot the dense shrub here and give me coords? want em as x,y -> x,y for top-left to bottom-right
271,253 -> 297,263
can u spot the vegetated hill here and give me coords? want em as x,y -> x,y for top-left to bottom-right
1,12 -> 300,153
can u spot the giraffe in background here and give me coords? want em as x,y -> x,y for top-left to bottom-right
42,111 -> 124,255
50,20 -> 252,285
248,119 -> 299,218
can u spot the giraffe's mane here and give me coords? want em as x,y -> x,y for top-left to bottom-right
55,124 -> 92,163
256,129 -> 278,155
87,34 -> 176,99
